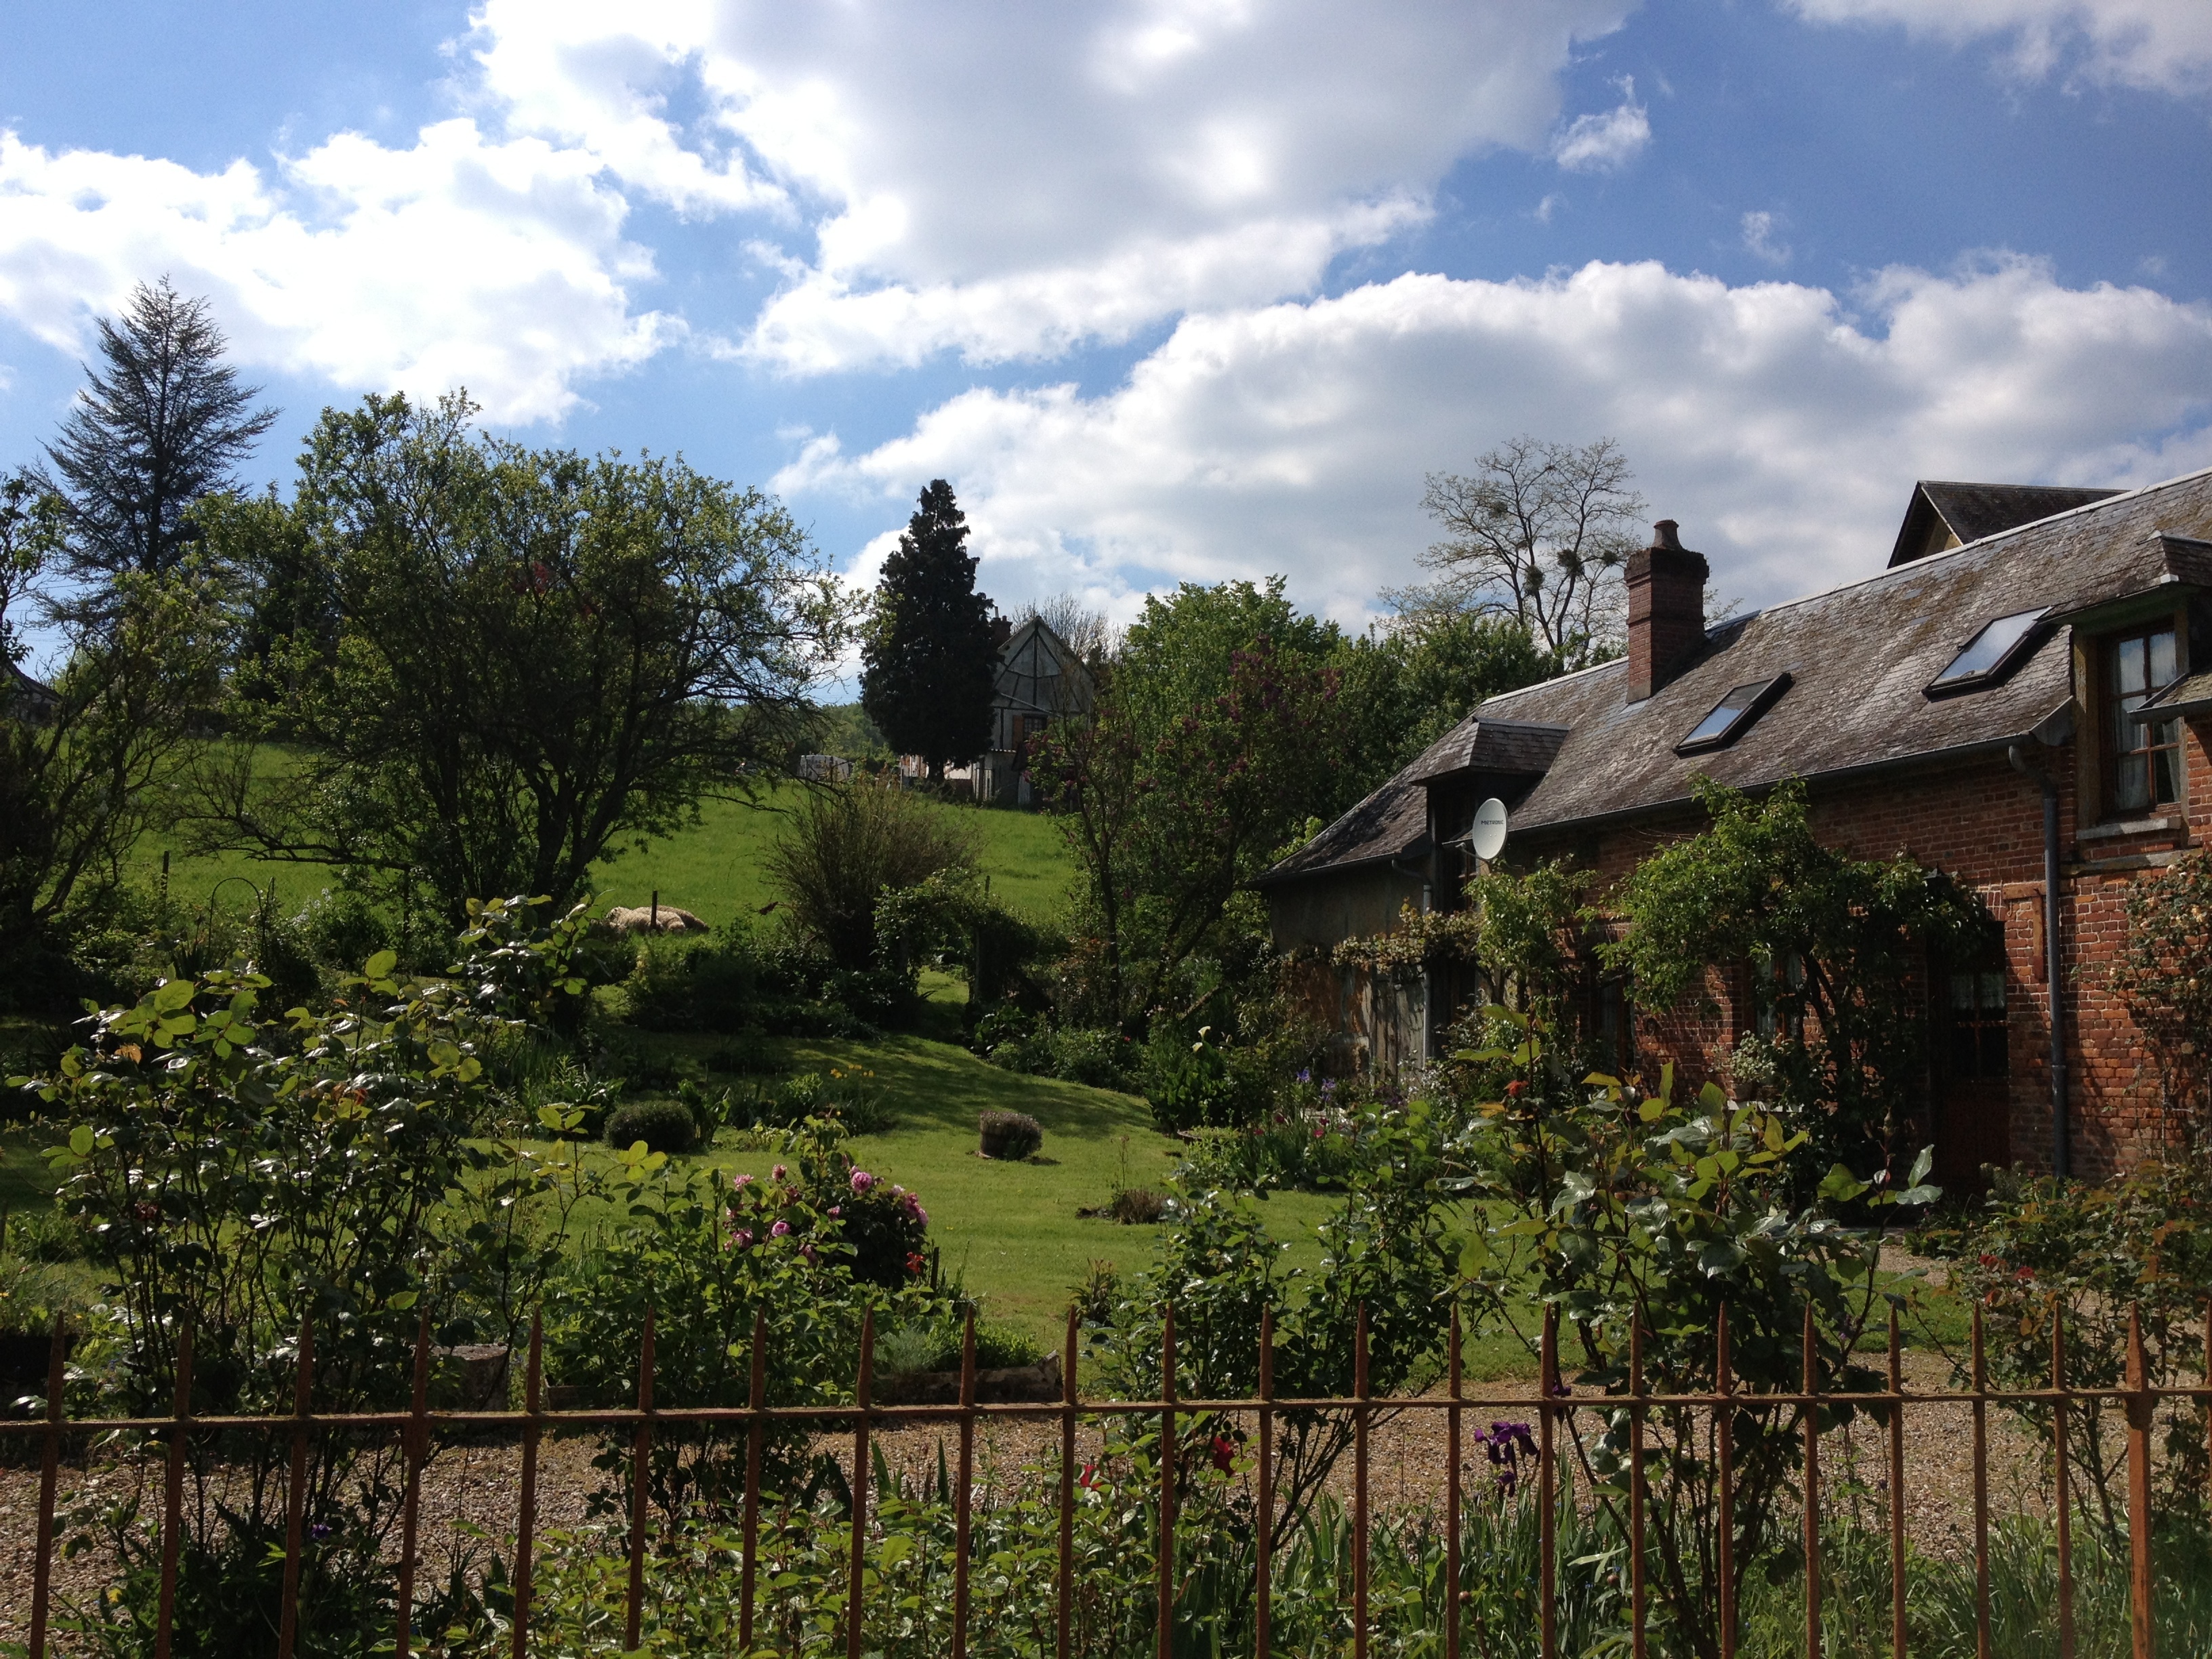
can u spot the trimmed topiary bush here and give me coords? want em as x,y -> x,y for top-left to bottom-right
604,1098 -> 697,1155
979,1109 -> 1042,1161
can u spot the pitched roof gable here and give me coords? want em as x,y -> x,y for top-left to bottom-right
1887,480 -> 2122,568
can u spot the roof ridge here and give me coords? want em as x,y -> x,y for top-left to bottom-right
1755,462 -> 2212,622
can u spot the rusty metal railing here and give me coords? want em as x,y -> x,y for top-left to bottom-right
5,1298 -> 2209,1659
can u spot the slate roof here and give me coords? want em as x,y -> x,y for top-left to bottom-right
1256,755 -> 1431,884
1887,480 -> 2121,567
1404,718 -> 1572,783
1266,466 -> 2212,884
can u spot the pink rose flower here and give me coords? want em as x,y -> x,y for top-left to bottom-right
770,1220 -> 791,1238
850,1169 -> 874,1193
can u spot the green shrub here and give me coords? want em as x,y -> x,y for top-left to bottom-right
979,1109 -> 1042,1160
1143,1023 -> 1266,1132
605,1099 -> 698,1155
764,781 -> 976,971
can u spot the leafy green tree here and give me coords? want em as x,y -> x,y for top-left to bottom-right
1601,776 -> 1993,1176
193,392 -> 848,920
860,480 -> 998,779
764,780 -> 977,970
41,279 -> 276,605
1037,631 -> 1347,1030
0,472 -> 226,977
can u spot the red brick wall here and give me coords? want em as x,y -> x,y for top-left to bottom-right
1520,709 -> 2212,1183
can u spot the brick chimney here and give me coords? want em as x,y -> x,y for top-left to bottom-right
1625,520 -> 1708,702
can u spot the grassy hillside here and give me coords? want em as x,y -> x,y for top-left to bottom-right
133,775 -> 1077,932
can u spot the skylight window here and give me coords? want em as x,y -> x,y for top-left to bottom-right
1676,674 -> 1791,755
1927,609 -> 2047,695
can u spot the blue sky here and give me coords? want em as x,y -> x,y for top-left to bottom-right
3,0 -> 2209,676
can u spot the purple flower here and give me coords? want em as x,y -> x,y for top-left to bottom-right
851,1168 -> 875,1193
827,1205 -> 842,1217
731,1228 -> 754,1249
772,1164 -> 787,1180
733,1173 -> 753,1189
770,1220 -> 791,1238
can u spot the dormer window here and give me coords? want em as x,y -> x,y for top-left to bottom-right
2109,623 -> 2182,811
1676,673 -> 1790,755
1927,609 -> 2047,695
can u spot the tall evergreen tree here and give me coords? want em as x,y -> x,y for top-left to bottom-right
860,480 -> 998,779
43,277 -> 276,597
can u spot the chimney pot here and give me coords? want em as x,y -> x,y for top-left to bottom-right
1625,520 -> 1709,703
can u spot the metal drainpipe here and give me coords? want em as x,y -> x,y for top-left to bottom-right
2008,744 -> 2070,1179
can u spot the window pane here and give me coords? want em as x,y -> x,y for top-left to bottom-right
2116,634 -> 2146,693
2154,741 -> 2180,805
1980,971 -> 2006,1011
2149,627 -> 2177,687
2116,752 -> 2150,811
1931,610 -> 2044,687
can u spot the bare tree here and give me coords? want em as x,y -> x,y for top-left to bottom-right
1015,592 -> 1118,666
1396,435 -> 1645,664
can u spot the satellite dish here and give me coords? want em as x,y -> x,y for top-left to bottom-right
1469,797 -> 1509,862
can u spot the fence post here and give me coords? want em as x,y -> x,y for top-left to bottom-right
846,1307 -> 874,1659
1259,1305 -> 1276,1659
628,1306 -> 657,1654
1058,1306 -> 1078,1659
1803,1301 -> 1822,1659
1540,1305 -> 1558,1659
2125,1305 -> 2154,1659
1445,1309 -> 1460,1659
2053,1311 -> 2074,1659
1717,1303 -> 1734,1659
1971,1303 -> 1990,1659
512,1313 -> 543,1659
1353,1305 -> 1370,1659
1887,1308 -> 1906,1659
1629,1319 -> 1647,1659
954,1309 -> 976,1659
279,1317 -> 314,1659
1158,1303 -> 1176,1659
739,1310 -> 767,1654
397,1309 -> 432,1659
155,1325 -> 192,1659
27,1315 -> 66,1659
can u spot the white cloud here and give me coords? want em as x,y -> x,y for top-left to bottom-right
0,123 -> 670,422
1784,0 -> 2212,96
778,258 -> 2212,623
1741,210 -> 1793,266
468,0 -> 1643,371
1552,81 -> 1652,172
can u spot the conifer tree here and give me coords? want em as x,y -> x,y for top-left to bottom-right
860,480 -> 998,779
43,277 -> 276,598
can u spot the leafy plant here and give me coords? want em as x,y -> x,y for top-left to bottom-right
1444,1005 -> 1940,1659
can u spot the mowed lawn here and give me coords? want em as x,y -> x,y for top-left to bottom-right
131,769 -> 1078,930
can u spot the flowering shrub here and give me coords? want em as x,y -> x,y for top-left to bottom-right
1446,1005 -> 1936,1659
543,1124 -> 945,1517
1929,1162 -> 2212,1538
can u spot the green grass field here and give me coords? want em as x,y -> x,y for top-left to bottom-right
132,775 -> 1078,931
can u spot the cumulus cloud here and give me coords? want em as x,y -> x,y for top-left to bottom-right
0,123 -> 670,422
1784,0 -> 2212,96
778,258 -> 2212,623
1741,210 -> 1793,265
1552,81 -> 1652,172
468,0 -> 1642,371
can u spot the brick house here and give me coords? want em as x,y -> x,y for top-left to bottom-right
1259,468 -> 2212,1185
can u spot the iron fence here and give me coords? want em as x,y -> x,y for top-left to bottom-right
4,1299 -> 2209,1659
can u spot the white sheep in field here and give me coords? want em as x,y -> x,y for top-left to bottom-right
603,903 -> 710,935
